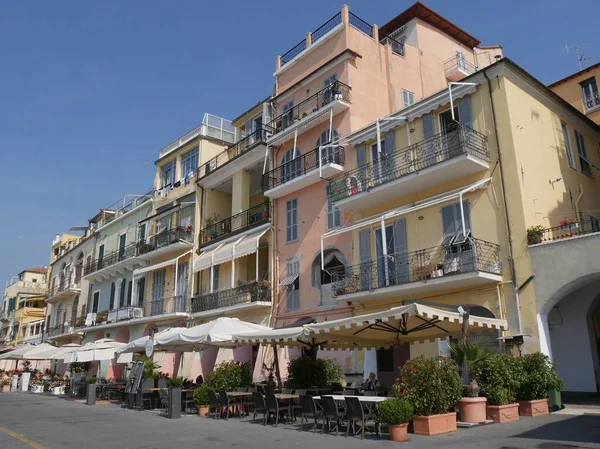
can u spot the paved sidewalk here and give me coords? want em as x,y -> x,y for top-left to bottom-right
0,393 -> 599,449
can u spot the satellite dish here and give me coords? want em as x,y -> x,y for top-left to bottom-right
145,339 -> 154,358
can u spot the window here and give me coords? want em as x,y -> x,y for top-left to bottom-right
181,147 -> 199,179
390,36 -> 405,56
285,261 -> 300,310
282,101 -> 294,129
161,161 -> 175,188
109,282 -> 115,310
575,131 -> 592,176
127,281 -> 133,306
316,129 -> 341,164
323,73 -> 338,103
212,265 -> 219,292
119,278 -> 126,308
286,199 -> 298,243
97,244 -> 105,269
441,201 -> 472,246
136,277 -> 146,306
326,185 -> 341,229
92,292 -> 99,313
280,148 -> 302,184
401,90 -> 415,107
580,77 -> 600,112
562,123 -> 576,168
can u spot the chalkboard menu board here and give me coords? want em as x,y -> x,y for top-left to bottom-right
125,361 -> 143,394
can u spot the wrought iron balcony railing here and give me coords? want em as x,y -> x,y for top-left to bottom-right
262,145 -> 345,192
328,123 -> 488,203
280,12 -> 342,65
444,54 -> 476,77
84,243 -> 138,276
333,238 -> 501,296
137,227 -> 193,256
197,127 -> 272,179
267,81 -> 351,137
199,202 -> 270,247
47,279 -> 80,299
190,281 -> 271,314
527,218 -> 600,245
583,92 -> 600,113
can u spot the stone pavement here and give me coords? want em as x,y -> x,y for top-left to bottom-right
0,393 -> 599,449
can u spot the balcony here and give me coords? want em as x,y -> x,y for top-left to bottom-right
583,92 -> 600,114
197,128 -> 271,189
200,202 -> 270,248
190,281 -> 271,317
83,243 -> 145,282
5,281 -> 46,296
444,54 -> 476,82
329,124 -> 489,211
266,82 -> 351,146
0,311 -> 12,322
46,280 -> 81,303
333,238 -> 502,303
137,227 -> 194,260
527,218 -> 600,246
263,145 -> 345,198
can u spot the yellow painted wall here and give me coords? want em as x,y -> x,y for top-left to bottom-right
550,66 -> 600,125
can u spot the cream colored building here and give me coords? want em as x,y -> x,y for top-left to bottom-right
550,62 -> 600,125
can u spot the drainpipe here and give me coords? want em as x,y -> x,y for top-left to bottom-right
483,69 -> 523,335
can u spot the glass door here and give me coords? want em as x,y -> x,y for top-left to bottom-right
439,107 -> 458,158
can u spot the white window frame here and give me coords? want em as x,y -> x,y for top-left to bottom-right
561,122 -> 576,169
181,147 -> 199,179
286,198 -> 299,243
575,130 -> 592,176
286,260 -> 300,311
161,161 -> 175,188
326,185 -> 341,230
401,89 -> 415,107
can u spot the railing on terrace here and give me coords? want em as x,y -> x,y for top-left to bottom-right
47,279 -> 80,299
100,190 -> 154,225
312,12 -> 342,43
349,12 -> 373,37
190,281 -> 271,314
199,202 -> 270,247
137,227 -> 194,256
45,324 -> 72,338
584,92 -> 600,113
381,36 -> 405,56
333,238 -> 501,296
328,123 -> 488,203
267,81 -> 351,136
197,126 -> 272,179
84,242 -> 138,276
528,218 -> 600,245
444,54 -> 476,77
262,145 -> 345,191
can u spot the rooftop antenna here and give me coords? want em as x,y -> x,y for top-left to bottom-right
566,43 -> 599,70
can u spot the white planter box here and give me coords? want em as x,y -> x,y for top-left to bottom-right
52,386 -> 65,395
31,384 -> 45,394
20,373 -> 31,392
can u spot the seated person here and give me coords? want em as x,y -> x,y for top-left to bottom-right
363,372 -> 379,391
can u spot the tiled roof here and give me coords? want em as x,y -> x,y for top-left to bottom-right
20,267 -> 48,275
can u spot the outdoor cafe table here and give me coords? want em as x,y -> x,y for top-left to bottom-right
313,395 -> 387,403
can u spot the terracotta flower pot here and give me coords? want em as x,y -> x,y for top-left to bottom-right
519,399 -> 549,417
458,397 -> 487,423
486,404 -> 519,423
413,412 -> 457,436
2,385 -> 9,393
388,423 -> 408,442
197,405 -> 210,417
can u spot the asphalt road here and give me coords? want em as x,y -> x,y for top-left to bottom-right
0,393 -> 599,449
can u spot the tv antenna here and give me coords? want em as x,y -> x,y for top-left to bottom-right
566,43 -> 599,70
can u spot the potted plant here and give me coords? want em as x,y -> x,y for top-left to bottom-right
397,356 -> 462,436
526,225 -> 545,245
293,115 -> 299,122
31,377 -> 45,394
473,354 -> 523,423
193,384 -> 215,417
96,310 -> 108,323
86,376 -> 97,405
517,353 -> 562,416
166,376 -> 185,419
449,337 -> 495,424
377,397 -> 413,442
1,379 -> 10,393
20,360 -> 32,392
302,111 -> 308,118
332,81 -> 343,100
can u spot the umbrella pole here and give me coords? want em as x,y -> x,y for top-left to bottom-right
459,307 -> 471,384
272,344 -> 282,388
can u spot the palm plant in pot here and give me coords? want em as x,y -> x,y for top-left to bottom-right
517,352 -> 563,416
377,397 -> 413,442
473,354 -> 524,423
449,336 -> 496,424
397,356 -> 462,436
193,384 -> 215,417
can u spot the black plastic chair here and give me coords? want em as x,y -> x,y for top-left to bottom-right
300,394 -> 322,431
265,392 -> 288,426
208,390 -> 220,419
344,397 -> 378,440
158,389 -> 168,415
220,391 -> 236,419
252,391 -> 267,425
322,396 -> 346,435
342,389 -> 356,395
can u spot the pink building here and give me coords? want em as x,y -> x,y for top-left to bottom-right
262,2 -> 502,378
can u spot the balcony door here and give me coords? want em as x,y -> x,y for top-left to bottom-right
176,262 -> 189,312
245,115 -> 263,147
118,234 -> 127,261
151,269 -> 166,315
375,225 -> 395,288
438,107 -> 458,159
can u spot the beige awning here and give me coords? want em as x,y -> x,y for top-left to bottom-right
133,250 -> 192,277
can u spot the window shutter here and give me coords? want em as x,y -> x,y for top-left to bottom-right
109,283 -> 115,310
127,281 -> 133,306
359,229 -> 371,262
458,95 -> 473,128
137,278 -> 145,306
384,130 -> 396,174
442,205 -> 456,236
423,113 -> 435,138
356,143 -> 366,166
119,278 -> 126,307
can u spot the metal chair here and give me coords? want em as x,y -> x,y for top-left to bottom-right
252,391 -> 267,425
265,392 -> 288,426
208,390 -> 220,419
220,391 -> 236,419
183,390 -> 195,414
322,395 -> 346,435
344,397 -> 378,440
342,389 -> 356,396
158,389 -> 169,415
300,394 -> 322,432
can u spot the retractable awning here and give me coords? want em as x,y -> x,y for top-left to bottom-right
280,274 -> 299,286
133,250 -> 193,277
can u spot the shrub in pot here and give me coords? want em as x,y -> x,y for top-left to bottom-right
285,357 -> 342,388
398,356 -> 462,436
193,384 -> 215,417
377,397 -> 413,442
473,354 -> 523,423
86,376 -> 97,405
517,353 -> 563,416
206,361 -> 252,392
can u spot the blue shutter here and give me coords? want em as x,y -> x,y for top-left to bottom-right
393,219 -> 408,283
423,113 -> 435,138
356,143 -> 367,189
384,131 -> 396,180
422,113 -> 436,167
458,95 -> 473,128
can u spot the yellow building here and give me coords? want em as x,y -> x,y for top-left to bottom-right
324,57 -> 600,392
549,62 -> 600,125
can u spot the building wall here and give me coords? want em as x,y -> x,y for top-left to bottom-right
550,65 -> 600,125
95,202 -> 153,258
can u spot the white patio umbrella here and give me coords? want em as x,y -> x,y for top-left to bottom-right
62,339 -> 126,363
118,328 -> 183,355
24,343 -> 80,360
0,344 -> 34,360
18,343 -> 59,360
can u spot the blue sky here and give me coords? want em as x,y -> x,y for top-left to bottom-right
0,0 -> 598,288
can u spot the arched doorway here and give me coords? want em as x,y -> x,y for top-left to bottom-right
540,275 -> 600,393
312,249 -> 346,306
